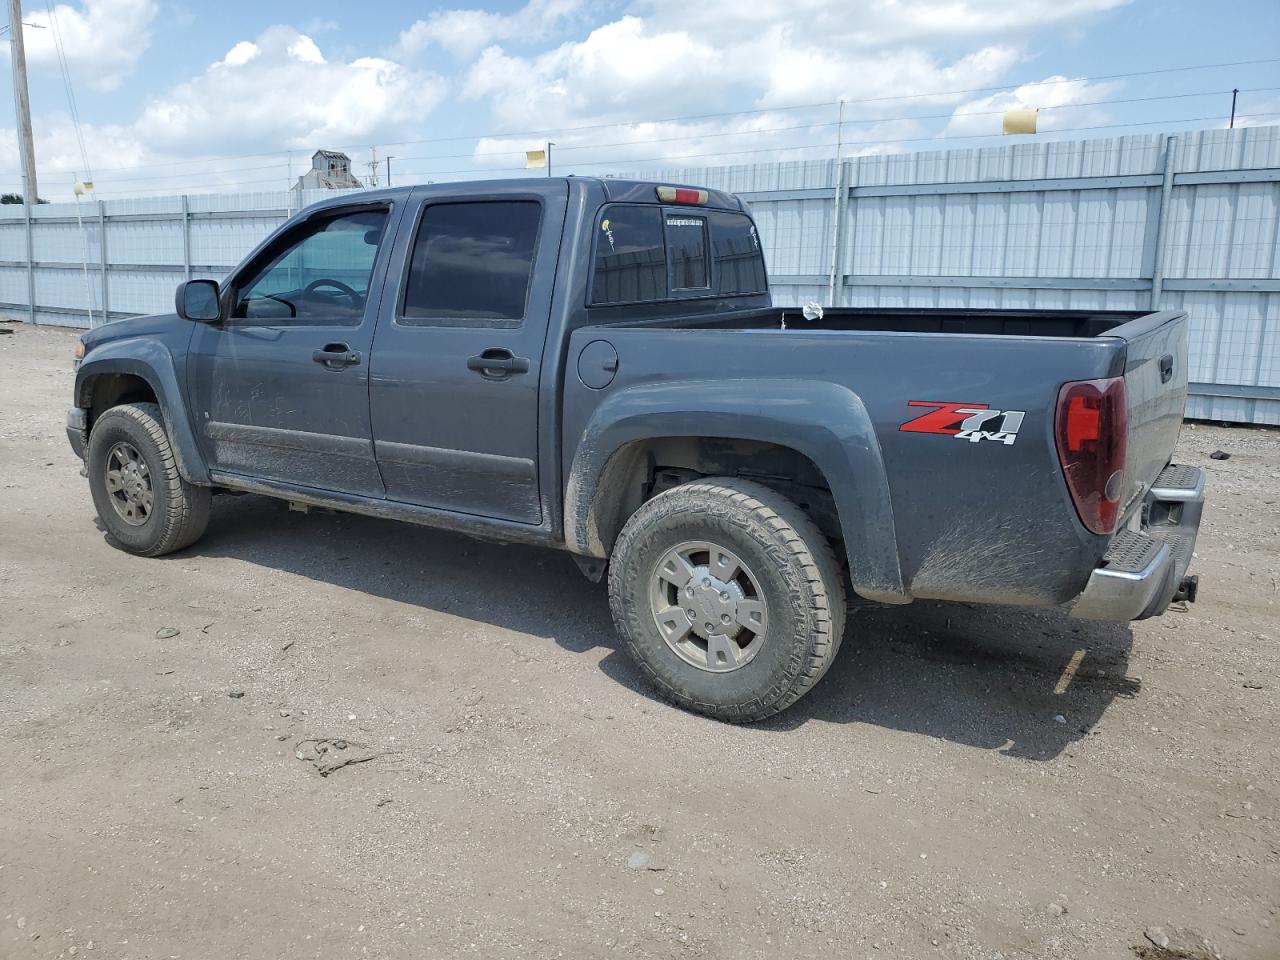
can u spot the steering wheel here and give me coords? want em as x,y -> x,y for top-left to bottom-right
303,278 -> 362,307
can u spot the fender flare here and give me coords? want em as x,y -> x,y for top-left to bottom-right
564,379 -> 908,603
75,341 -> 210,485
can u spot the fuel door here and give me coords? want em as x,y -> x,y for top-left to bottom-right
577,339 -> 619,390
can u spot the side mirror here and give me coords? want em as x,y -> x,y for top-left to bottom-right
175,279 -> 221,322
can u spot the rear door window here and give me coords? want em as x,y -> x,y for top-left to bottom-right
401,200 -> 541,326
592,205 -> 666,304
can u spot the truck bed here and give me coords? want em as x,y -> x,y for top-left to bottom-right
616,306 -> 1145,338
565,306 -> 1189,608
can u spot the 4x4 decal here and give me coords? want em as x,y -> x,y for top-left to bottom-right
899,401 -> 1025,446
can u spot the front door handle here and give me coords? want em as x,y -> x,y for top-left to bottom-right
1159,353 -> 1174,384
313,342 -> 362,368
467,348 -> 530,379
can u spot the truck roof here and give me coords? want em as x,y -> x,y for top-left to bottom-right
302,177 -> 744,214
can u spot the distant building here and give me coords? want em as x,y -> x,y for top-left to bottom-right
296,150 -> 362,190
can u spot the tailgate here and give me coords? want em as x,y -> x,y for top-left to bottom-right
1114,310 -> 1189,506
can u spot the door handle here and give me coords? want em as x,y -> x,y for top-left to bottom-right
467,348 -> 530,379
1159,354 -> 1174,384
313,343 -> 362,368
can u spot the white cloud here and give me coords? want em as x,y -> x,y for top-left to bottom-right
633,0 -> 1128,47
454,0 -> 1131,170
134,27 -> 447,154
1235,96 -> 1280,128
944,76 -> 1117,137
0,115 -> 145,194
462,16 -> 1021,132
2,0 -> 1144,197
286,35 -> 325,65
1,25 -> 453,198
222,41 -> 260,67
398,0 -> 586,59
5,0 -> 157,91
463,17 -> 733,130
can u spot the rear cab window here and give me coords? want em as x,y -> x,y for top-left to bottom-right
665,214 -> 708,291
591,203 -> 766,305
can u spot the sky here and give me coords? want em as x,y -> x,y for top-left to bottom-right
1,0 -> 1278,201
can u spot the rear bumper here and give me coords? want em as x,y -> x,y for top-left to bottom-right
66,406 -> 88,460
1071,464 -> 1204,621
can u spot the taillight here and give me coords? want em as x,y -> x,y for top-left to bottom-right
1055,377 -> 1128,535
655,186 -> 708,205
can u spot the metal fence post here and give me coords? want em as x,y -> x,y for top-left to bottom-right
23,201 -> 35,324
826,158 -> 847,307
98,199 -> 108,326
1149,134 -> 1178,310
181,194 -> 192,281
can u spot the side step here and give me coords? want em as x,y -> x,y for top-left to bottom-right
1100,529 -> 1166,575
1150,464 -> 1205,501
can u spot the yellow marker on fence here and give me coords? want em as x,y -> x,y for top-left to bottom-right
1002,109 -> 1038,135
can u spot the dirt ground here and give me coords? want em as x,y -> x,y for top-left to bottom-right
1,322 -> 1277,960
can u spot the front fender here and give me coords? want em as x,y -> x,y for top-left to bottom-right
75,341 -> 209,485
565,378 -> 908,604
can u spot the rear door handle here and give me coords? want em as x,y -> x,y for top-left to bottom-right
1159,354 -> 1174,384
467,348 -> 530,379
313,342 -> 362,368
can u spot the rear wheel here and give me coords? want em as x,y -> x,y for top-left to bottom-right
87,402 -> 210,556
608,478 -> 846,722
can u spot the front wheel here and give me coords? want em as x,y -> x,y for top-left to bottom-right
86,402 -> 211,557
608,478 -> 846,722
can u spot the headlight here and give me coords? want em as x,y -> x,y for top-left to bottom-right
74,338 -> 85,368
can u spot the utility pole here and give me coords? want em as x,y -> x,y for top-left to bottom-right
367,145 -> 379,187
1229,88 -> 1239,129
826,99 -> 847,307
546,141 -> 554,177
7,0 -> 39,205
385,155 -> 394,187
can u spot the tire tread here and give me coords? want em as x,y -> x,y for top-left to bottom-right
608,477 -> 845,723
89,402 -> 210,557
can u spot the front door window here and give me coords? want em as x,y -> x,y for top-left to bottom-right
234,208 -> 388,325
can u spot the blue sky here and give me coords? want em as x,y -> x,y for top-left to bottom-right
2,0 -> 1278,200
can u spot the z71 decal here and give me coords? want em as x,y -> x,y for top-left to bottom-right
899,401 -> 1026,446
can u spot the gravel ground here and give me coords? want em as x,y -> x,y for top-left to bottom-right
1,322 -> 1277,960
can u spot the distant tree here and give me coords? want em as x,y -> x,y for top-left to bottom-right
1,193 -> 49,204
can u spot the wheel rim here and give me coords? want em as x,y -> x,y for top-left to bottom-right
649,540 -> 768,673
103,441 -> 153,526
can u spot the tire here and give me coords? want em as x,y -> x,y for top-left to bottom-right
608,477 -> 846,723
86,402 -> 211,557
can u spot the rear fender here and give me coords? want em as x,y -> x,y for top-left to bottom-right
75,341 -> 209,485
565,379 -> 908,603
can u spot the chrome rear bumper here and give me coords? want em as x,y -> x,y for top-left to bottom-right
1071,464 -> 1204,621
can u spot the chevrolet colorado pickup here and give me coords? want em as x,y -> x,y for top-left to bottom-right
68,177 -> 1204,721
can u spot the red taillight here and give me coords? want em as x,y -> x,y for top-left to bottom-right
655,186 -> 708,205
1055,377 -> 1128,535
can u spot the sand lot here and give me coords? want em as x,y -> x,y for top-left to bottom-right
2,322 -> 1277,960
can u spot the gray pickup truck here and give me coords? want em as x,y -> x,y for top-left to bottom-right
68,177 -> 1204,721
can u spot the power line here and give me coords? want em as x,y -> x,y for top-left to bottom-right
72,56 -> 1280,180
332,57 -> 1280,153
84,85 -> 1280,187
90,112 -> 1279,197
